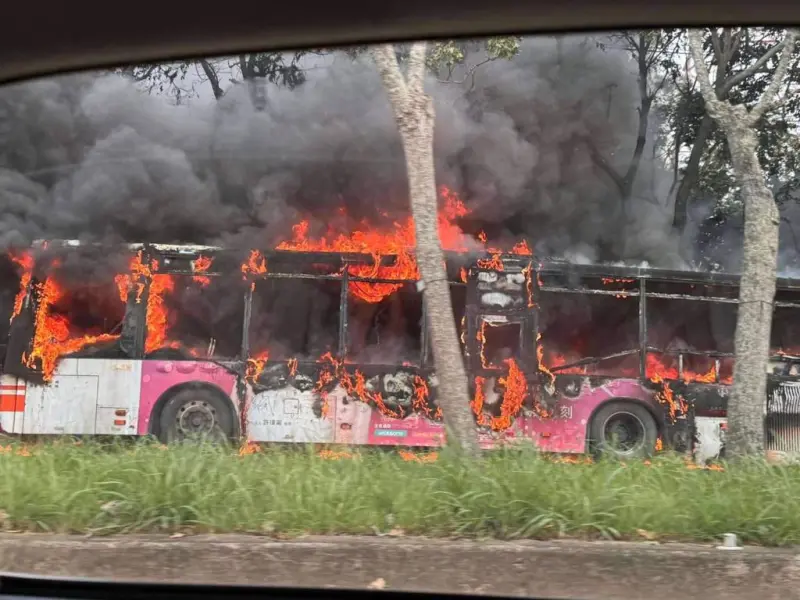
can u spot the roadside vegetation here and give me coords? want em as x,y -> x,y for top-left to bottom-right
0,439 -> 798,545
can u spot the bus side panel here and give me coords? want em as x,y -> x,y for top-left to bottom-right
246,383 -> 446,446
0,375 -> 25,434
362,412 -> 444,446
138,361 -> 238,435
22,358 -> 98,434
519,377 -> 658,454
247,384 -> 336,443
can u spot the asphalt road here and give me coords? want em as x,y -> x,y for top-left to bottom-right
0,534 -> 798,600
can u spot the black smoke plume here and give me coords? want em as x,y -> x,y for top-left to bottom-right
0,35 -> 688,266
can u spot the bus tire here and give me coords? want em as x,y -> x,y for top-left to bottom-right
157,387 -> 235,445
589,401 -> 658,460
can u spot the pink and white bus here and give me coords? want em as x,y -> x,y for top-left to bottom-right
3,240 -> 800,461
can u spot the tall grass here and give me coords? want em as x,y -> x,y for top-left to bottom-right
0,439 -> 799,545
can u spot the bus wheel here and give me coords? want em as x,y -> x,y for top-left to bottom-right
158,388 -> 235,445
589,401 -> 657,460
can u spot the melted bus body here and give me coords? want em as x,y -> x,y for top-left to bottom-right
1,242 -> 799,461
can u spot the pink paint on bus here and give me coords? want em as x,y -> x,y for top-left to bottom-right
349,377 -> 657,452
519,378 -> 657,453
138,361 -> 238,434
367,412 -> 445,446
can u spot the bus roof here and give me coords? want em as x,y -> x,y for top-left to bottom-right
27,239 -> 800,291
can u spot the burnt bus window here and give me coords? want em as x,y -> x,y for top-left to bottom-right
479,319 -> 522,368
154,273 -> 246,359
537,291 -> 639,377
646,280 -> 739,300
771,296 -> 800,356
646,297 -> 736,382
249,278 -> 341,360
346,283 -> 422,365
39,274 -> 127,359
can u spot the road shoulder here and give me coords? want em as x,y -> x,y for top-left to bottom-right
0,534 -> 798,600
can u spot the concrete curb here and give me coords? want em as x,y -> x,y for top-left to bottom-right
0,534 -> 798,600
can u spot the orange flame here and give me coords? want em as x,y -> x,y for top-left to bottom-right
114,250 -> 152,304
312,352 -> 435,420
114,251 -> 180,354
412,374 -> 441,420
238,441 -> 261,456
645,354 -> 730,385
276,187 -> 529,303
471,375 -> 488,427
494,358 -> 528,429
10,251 -> 33,321
192,255 -> 213,286
477,252 -> 504,271
471,358 -> 537,431
245,350 -> 270,384
522,262 -> 535,308
649,372 -> 688,422
241,249 -> 268,281
398,449 -> 439,462
23,276 -> 120,381
319,449 -> 355,460
145,272 -> 177,354
536,332 -> 556,388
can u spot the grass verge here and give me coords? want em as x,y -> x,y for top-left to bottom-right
0,439 -> 797,545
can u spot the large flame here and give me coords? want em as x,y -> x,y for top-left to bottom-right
115,252 -> 178,354
470,357 -> 542,431
275,186 -> 530,303
24,275 -> 120,381
9,252 -> 33,321
192,255 -> 213,286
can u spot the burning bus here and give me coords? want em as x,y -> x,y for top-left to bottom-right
1,237 -> 800,462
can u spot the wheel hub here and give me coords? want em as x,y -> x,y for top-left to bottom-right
603,412 -> 645,453
176,400 -> 218,436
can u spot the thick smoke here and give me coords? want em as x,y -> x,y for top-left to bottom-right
0,35 -> 688,267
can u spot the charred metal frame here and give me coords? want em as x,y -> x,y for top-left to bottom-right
536,261 -> 800,383
12,242 -> 800,392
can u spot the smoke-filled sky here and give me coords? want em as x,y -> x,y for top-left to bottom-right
0,34 -> 740,271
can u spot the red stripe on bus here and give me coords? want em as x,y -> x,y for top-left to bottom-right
0,395 -> 24,412
0,385 -> 25,391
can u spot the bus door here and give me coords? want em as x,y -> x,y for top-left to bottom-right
466,259 -> 536,370
465,259 -> 537,431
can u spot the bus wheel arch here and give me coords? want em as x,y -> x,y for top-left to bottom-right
586,398 -> 660,459
150,383 -> 238,444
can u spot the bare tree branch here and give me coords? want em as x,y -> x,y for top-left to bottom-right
199,59 -> 224,100
584,136 -> 627,196
688,29 -> 726,118
749,29 -> 799,122
710,29 -> 724,65
722,37 -> 789,94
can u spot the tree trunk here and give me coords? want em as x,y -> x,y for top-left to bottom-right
372,44 -> 480,458
400,97 -> 479,457
687,28 -> 798,457
672,114 -> 714,230
725,119 -> 778,457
